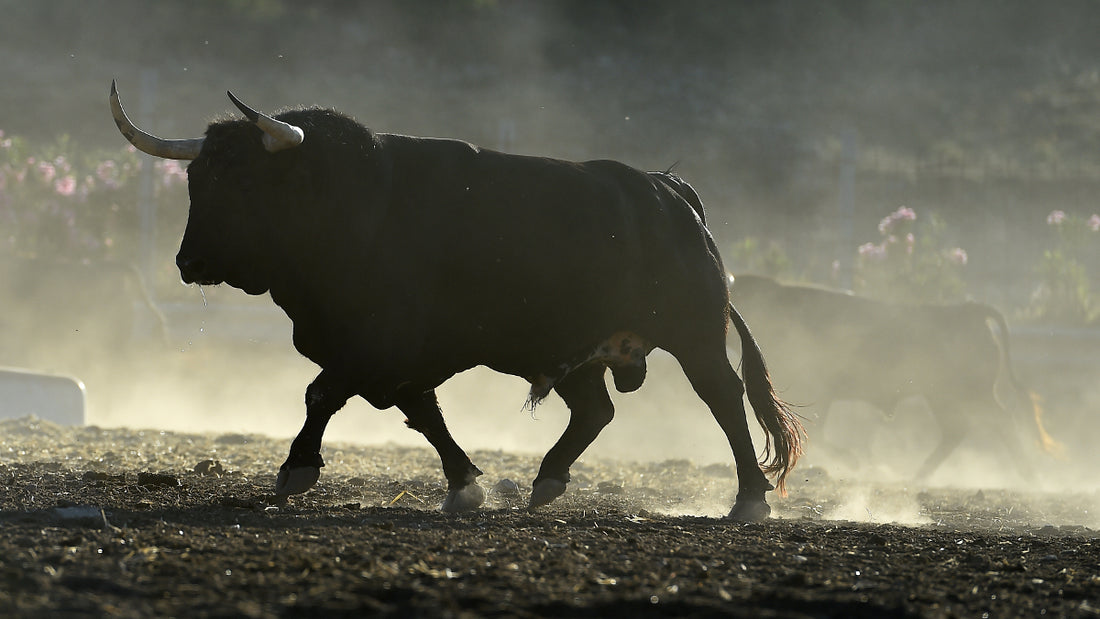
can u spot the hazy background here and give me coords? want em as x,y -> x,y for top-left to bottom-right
1,1 -> 1098,492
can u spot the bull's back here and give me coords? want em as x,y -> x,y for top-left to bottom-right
381,137 -> 726,372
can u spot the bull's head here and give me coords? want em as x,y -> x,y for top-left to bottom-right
109,81 -> 307,295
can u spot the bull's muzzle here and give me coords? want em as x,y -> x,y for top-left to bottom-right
176,254 -> 214,286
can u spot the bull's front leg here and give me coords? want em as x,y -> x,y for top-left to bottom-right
274,369 -> 354,498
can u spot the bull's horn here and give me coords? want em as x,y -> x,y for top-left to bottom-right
109,80 -> 204,160
226,90 -> 304,153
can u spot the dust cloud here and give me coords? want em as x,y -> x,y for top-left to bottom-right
824,488 -> 931,526
2,2 -> 1099,526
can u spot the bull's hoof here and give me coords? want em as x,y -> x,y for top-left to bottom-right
726,498 -> 772,522
528,478 -> 567,510
274,466 -> 321,497
441,483 -> 486,512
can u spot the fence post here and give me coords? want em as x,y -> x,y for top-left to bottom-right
835,126 -> 858,289
137,69 -> 159,298
127,69 -> 165,342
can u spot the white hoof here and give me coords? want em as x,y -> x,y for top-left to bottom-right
441,483 -> 486,512
528,478 -> 567,509
726,498 -> 771,522
274,466 -> 321,496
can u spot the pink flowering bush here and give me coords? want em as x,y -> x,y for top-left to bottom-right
853,206 -> 969,303
1029,210 -> 1100,324
0,130 -> 186,264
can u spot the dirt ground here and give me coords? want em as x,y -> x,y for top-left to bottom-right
1,416 -> 1098,618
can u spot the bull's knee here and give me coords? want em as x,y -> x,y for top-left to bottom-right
305,374 -> 352,411
587,400 -> 615,431
556,402 -> 615,444
404,413 -> 445,439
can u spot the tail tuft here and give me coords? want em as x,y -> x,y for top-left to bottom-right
1028,391 -> 1067,459
982,302 -> 1067,461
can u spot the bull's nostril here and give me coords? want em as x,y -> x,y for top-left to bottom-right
176,256 -> 207,283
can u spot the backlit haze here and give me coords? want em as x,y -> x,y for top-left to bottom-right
2,2 -> 1098,521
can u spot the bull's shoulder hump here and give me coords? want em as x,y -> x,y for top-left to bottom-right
575,158 -> 645,175
378,132 -> 484,156
376,135 -> 644,174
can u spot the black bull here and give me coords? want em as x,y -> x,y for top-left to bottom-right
728,275 -> 1062,481
110,84 -> 803,521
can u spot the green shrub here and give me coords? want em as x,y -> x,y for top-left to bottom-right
1027,210 -> 1099,325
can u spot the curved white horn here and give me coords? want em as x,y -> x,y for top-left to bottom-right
227,90 -> 304,153
109,81 -> 204,160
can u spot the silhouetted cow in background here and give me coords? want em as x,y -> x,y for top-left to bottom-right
728,274 -> 1060,481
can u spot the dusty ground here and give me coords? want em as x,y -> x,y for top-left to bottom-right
1,416 -> 1098,618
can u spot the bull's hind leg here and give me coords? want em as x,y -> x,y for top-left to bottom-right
529,364 -> 614,509
914,395 -> 967,482
919,394 -> 1039,484
675,346 -> 774,522
398,389 -> 486,512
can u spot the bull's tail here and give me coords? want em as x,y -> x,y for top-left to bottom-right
981,304 -> 1065,457
727,302 -> 805,494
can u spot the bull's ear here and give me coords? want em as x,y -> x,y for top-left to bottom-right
226,90 -> 304,153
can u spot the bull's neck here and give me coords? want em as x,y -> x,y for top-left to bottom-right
267,266 -> 371,328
